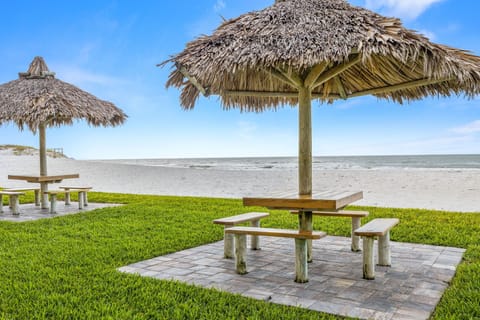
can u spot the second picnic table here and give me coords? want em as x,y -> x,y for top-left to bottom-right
8,174 -> 80,209
243,190 -> 364,261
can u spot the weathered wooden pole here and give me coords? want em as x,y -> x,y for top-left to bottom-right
298,86 -> 314,261
39,122 -> 49,209
298,86 -> 312,196
295,238 -> 308,283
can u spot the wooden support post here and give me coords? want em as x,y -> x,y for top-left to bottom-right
224,227 -> 234,259
0,194 -> 3,213
39,123 -> 49,210
250,219 -> 260,250
64,189 -> 71,205
49,194 -> 57,214
298,85 -> 313,262
362,237 -> 375,280
34,189 -> 40,206
378,232 -> 391,266
78,191 -> 85,209
298,211 -> 313,262
295,238 -> 308,283
11,195 -> 20,215
235,234 -> 247,274
298,86 -> 312,196
351,217 -> 361,252
40,182 -> 49,210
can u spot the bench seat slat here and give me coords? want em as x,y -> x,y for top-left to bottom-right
3,188 -> 39,192
213,212 -> 269,225
0,191 -> 25,195
290,210 -> 369,217
46,189 -> 91,194
354,218 -> 399,236
225,226 -> 326,239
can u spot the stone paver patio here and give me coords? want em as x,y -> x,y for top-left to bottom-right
120,236 -> 464,320
0,202 -> 119,222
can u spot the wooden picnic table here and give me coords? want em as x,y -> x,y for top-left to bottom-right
243,190 -> 363,211
243,190 -> 363,262
8,174 -> 80,209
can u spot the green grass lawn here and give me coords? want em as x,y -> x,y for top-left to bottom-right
0,192 -> 479,319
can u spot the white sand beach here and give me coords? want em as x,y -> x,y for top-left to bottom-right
0,152 -> 479,212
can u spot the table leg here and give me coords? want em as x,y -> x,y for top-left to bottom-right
40,182 -> 49,210
298,211 -> 313,262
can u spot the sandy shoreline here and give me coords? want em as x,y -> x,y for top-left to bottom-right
0,154 -> 479,212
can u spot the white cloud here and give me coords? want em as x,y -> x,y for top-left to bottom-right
450,120 -> 480,134
54,65 -> 126,87
214,0 -> 226,13
364,0 -> 443,20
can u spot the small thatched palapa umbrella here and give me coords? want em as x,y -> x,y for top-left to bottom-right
0,56 -> 127,208
162,0 -> 480,198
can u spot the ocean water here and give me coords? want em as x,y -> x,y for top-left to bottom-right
99,154 -> 480,171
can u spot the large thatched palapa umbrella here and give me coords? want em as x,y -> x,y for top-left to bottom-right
0,56 -> 127,208
162,0 -> 480,197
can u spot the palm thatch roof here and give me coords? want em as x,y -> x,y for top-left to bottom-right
0,56 -> 127,132
162,0 -> 480,111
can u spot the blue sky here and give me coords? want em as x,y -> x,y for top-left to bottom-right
0,0 -> 479,159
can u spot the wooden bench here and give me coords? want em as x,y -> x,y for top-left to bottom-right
213,212 -> 270,259
3,187 -> 40,206
225,227 -> 326,283
0,191 -> 25,215
59,186 -> 92,207
354,218 -> 399,280
291,210 -> 369,251
45,188 -> 91,213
